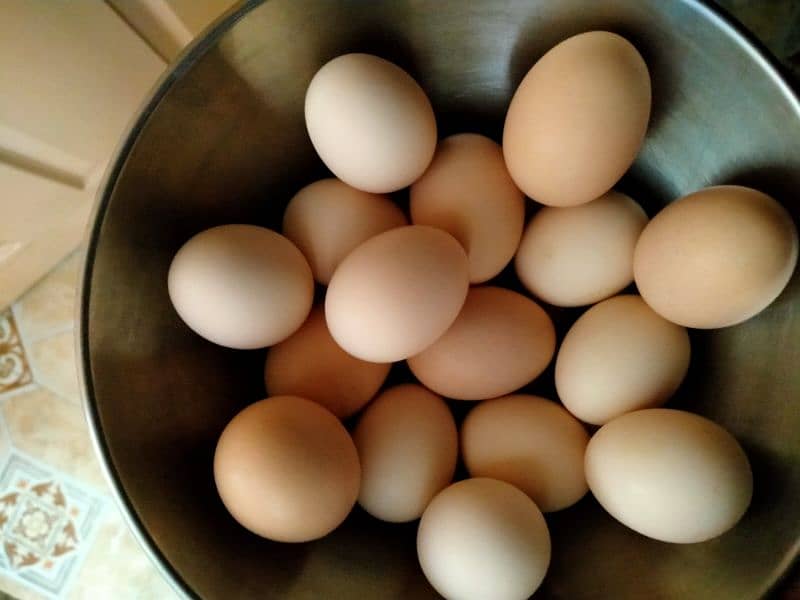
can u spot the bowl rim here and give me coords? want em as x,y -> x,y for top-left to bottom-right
75,1 -> 800,598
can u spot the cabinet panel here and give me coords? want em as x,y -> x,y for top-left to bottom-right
0,1 -> 165,168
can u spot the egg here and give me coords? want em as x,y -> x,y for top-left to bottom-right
410,133 -> 525,283
407,286 -> 555,400
282,178 -> 407,284
417,478 -> 551,600
503,31 -> 651,207
305,53 -> 437,193
213,396 -> 360,542
264,306 -> 390,419
461,395 -> 589,512
168,224 -> 313,349
585,408 -> 753,543
634,185 -> 798,328
515,191 -> 648,307
326,225 -> 470,362
555,295 -> 690,425
353,384 -> 458,523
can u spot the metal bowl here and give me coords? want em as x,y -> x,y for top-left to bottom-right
78,0 -> 800,598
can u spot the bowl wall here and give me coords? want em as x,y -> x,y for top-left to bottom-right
80,0 -> 800,598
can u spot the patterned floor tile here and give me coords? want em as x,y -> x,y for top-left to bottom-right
0,453 -> 104,599
26,334 -> 79,406
0,313 -> 33,398
2,388 -> 106,492
12,254 -> 80,345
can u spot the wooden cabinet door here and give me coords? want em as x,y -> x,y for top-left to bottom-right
0,0 -> 236,309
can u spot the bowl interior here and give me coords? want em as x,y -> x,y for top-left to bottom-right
81,0 -> 800,598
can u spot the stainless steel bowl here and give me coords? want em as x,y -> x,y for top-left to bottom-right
78,0 -> 800,598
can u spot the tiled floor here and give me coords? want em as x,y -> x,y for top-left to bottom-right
0,253 -> 176,600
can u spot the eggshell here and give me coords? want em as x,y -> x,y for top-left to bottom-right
305,53 -> 437,193
325,225 -> 470,362
417,478 -> 551,600
213,396 -> 360,542
168,224 -> 313,349
407,286 -> 555,400
515,191 -> 648,307
555,295 -> 690,425
264,306 -> 390,419
585,408 -> 753,543
503,31 -> 651,207
634,185 -> 798,328
353,384 -> 457,522
410,133 -> 525,283
461,395 -> 589,512
282,178 -> 407,284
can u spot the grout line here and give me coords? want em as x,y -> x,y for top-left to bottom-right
0,382 -> 38,405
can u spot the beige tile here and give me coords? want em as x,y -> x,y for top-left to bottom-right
13,252 -> 80,343
67,509 -> 178,600
2,386 -> 106,491
28,330 -> 80,405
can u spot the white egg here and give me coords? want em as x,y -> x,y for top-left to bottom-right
585,408 -> 753,543
168,225 -> 313,349
305,53 -> 437,193
417,478 -> 551,600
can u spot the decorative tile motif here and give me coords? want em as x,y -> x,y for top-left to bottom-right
0,454 -> 103,598
0,312 -> 33,396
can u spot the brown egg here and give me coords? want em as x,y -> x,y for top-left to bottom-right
555,295 -> 690,425
264,307 -> 391,419
407,286 -> 555,400
461,395 -> 589,512
410,133 -> 525,283
503,31 -> 651,207
282,178 -> 407,285
353,384 -> 458,522
305,53 -> 437,193
634,185 -> 798,328
213,396 -> 360,542
168,224 -> 313,349
325,225 -> 470,362
515,191 -> 648,307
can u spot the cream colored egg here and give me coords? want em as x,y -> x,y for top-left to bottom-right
417,478 -> 551,600
634,185 -> 798,328
325,225 -> 469,362
461,395 -> 589,512
410,133 -> 525,283
213,396 -> 360,542
586,409 -> 752,543
282,178 -> 407,284
264,306 -> 390,419
168,224 -> 313,349
407,286 -> 555,400
503,31 -> 651,207
305,53 -> 437,193
515,191 -> 648,306
353,384 -> 457,523
555,295 -> 690,425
